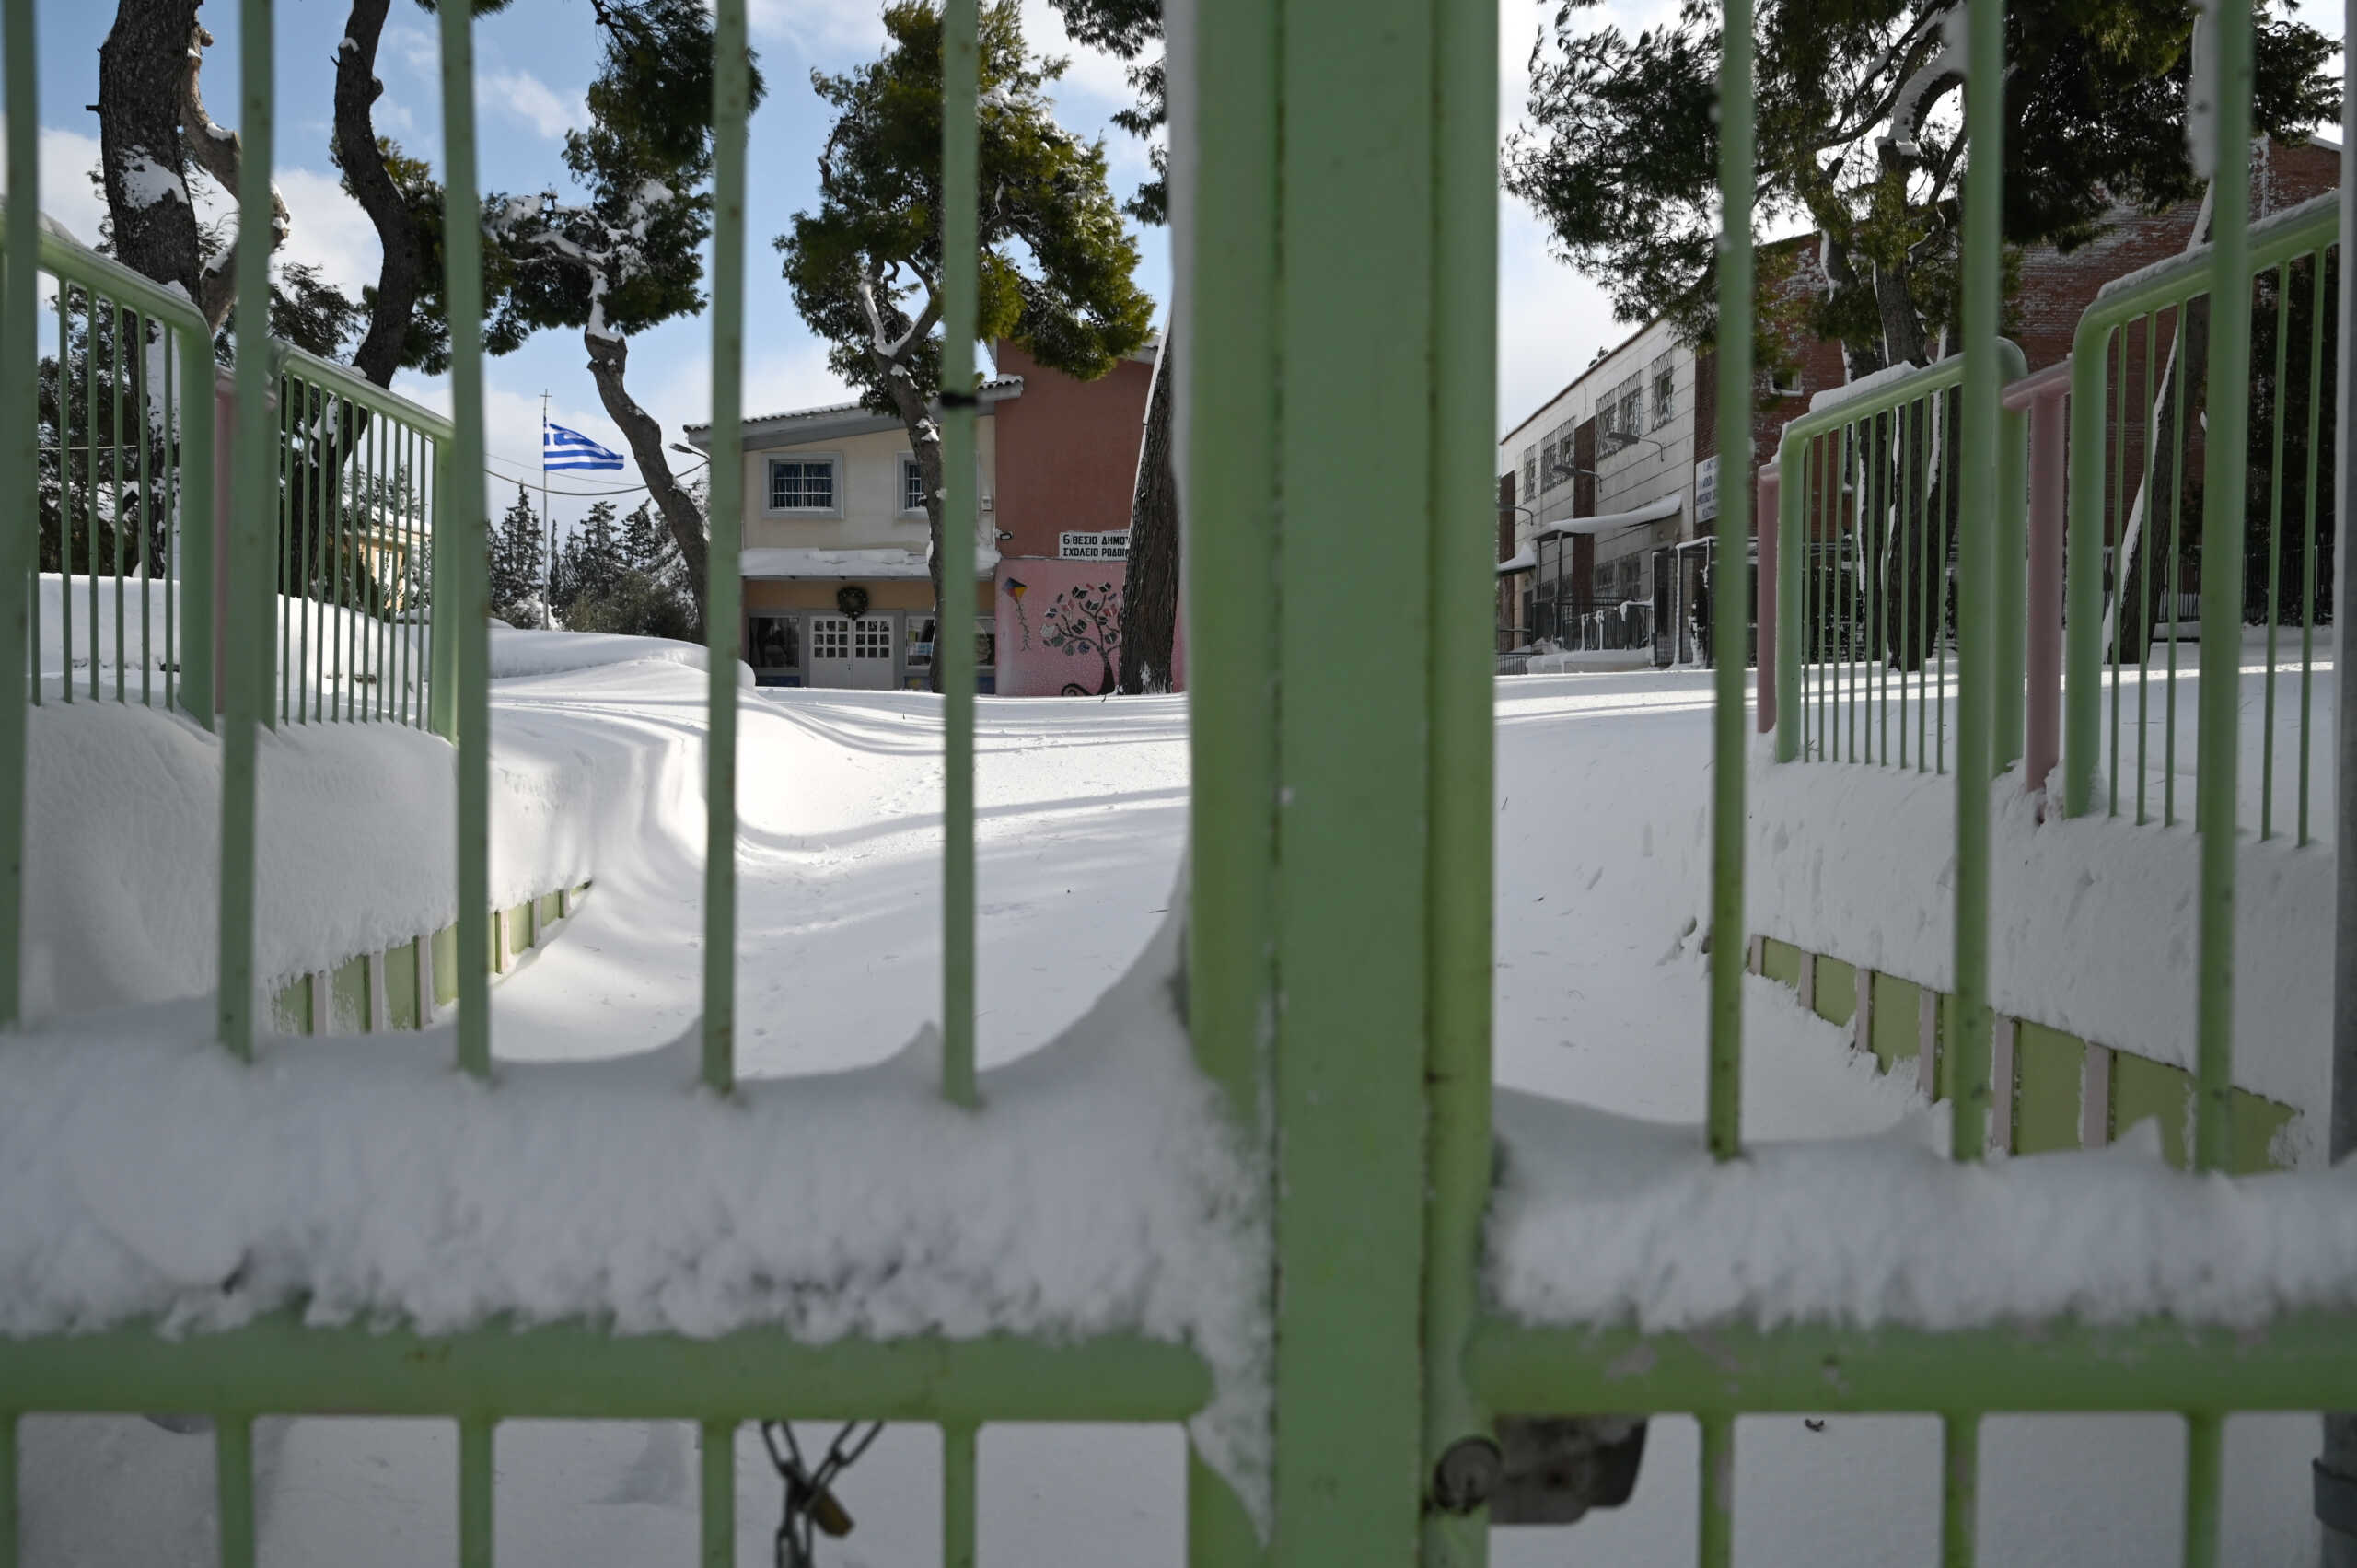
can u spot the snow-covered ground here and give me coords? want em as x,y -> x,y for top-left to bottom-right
12,650 -> 2337,1564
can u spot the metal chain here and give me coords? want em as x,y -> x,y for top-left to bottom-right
760,1420 -> 884,1568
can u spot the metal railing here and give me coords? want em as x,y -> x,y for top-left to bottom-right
2,0 -> 2355,1565
2065,195 -> 2340,842
16,207 -> 216,720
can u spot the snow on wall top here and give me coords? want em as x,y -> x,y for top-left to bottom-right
0,910 -> 1273,1525
1488,1091 -> 2357,1334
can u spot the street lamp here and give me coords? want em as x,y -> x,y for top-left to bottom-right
668,441 -> 711,471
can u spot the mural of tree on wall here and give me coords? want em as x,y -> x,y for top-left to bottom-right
1039,580 -> 1123,695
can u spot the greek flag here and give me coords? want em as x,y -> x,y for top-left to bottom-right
543,420 -> 625,471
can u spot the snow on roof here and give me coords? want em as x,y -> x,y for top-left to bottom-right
741,542 -> 1001,581
1533,493 -> 1683,539
683,377 -> 1025,438
1496,549 -> 1537,575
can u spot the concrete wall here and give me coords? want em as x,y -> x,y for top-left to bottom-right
738,420 -> 1000,554
991,339 -> 1157,559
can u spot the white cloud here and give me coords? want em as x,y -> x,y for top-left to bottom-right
273,167 -> 384,300
747,0 -> 887,59
0,127 -> 111,250
482,68 -> 586,141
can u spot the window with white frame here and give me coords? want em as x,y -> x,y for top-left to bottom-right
768,457 -> 837,512
902,456 -> 926,514
1650,353 -> 1676,428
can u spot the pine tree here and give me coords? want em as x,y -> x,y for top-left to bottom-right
779,1 -> 1155,691
484,0 -> 765,621
489,485 -> 547,626
554,499 -> 628,621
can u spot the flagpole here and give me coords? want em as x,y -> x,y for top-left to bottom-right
540,390 -> 554,629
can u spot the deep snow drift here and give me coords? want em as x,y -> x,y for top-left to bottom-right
8,654 -> 2340,1565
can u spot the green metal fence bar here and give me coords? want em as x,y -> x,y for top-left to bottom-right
217,0 -> 278,1062
702,0 -> 749,1095
2107,327 -> 2125,814
459,1415 -> 493,1568
2262,262 -> 2290,839
938,0 -> 980,1110
699,1420 -> 732,1568
110,301 -> 124,704
279,378 -> 296,726
2299,247 -> 2326,844
1698,1411 -> 1733,1568
1421,0 -> 1499,1549
2193,0 -> 2254,1188
2185,1410 -> 2223,1568
944,1420 -> 977,1568
2164,323 -> 2184,827
0,1319 -> 1211,1422
83,284 -> 95,702
0,1410 -> 16,1568
1711,0 -> 1754,1158
2062,196 -> 2340,822
1942,1412 -> 1978,1568
215,1414 -> 256,1568
54,285 -> 68,711
440,0 -> 492,1080
0,0 -> 35,1030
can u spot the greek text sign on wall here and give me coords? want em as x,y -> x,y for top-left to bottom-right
1059,531 -> 1132,560
1693,455 -> 1718,522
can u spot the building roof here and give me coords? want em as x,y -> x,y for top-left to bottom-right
682,376 -> 1026,448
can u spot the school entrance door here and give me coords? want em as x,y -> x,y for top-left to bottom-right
808,614 -> 896,690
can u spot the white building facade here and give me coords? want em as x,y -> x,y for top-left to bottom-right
1496,318 -> 1709,662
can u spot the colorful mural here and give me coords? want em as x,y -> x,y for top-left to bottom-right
994,560 -> 1128,696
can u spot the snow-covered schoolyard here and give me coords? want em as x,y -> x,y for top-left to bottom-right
14,642 -> 2339,1564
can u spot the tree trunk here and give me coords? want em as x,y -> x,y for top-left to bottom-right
1117,327 -> 1178,694
334,0 -> 424,389
97,0 -> 205,307
873,354 -> 949,694
583,328 -> 711,623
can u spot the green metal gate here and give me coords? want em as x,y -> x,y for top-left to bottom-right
2,0 -> 2354,1563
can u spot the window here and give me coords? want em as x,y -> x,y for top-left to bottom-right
902,456 -> 926,514
748,616 -> 800,670
768,457 -> 837,512
1650,352 -> 1676,428
1520,446 -> 1537,502
1596,374 -> 1643,449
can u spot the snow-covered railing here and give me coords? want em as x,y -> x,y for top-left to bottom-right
2062,193 -> 2340,843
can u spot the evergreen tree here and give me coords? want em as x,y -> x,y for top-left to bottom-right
553,500 -> 628,621
485,0 -> 765,621
778,1 -> 1155,691
489,486 -> 548,626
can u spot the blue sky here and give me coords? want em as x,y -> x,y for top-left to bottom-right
6,0 -> 2012,535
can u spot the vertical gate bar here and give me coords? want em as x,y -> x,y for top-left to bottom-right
1994,393 -> 2027,776
1941,1413 -> 1979,1568
2164,308 -> 2187,828
57,287 -> 70,709
111,301 -> 125,703
937,0 -> 980,1109
943,1421 -> 978,1568
1877,413 -> 1888,763
1271,0 -> 1437,1551
1422,0 -> 1498,1549
219,0 -> 277,1061
2299,245 -> 2326,845
2121,322 -> 2140,810
2183,1411 -> 2222,1568
1775,422 -> 1801,762
2139,314 -> 2157,823
139,312 -> 154,706
280,377 -> 294,724
699,1420 -> 733,1568
2262,261 -> 2290,840
2026,386 -> 2066,791
1949,0 -> 2005,1162
215,1416 -> 256,1568
0,0 -> 36,1028
308,377 -> 325,722
2193,0 -> 2253,1173
1698,1412 -> 1733,1568
1899,400 -> 1911,768
701,0 -> 749,1096
163,327 -> 176,712
0,1411 -> 15,1568
439,0 -> 492,1081
1711,0 -> 1753,1160
84,287 -> 97,699
333,403 -> 349,719
433,439 -> 455,740
1758,468 -> 1779,734
1177,0 -> 1280,1542
459,1416 -> 493,1568
1846,424 -> 1857,763
377,418 -> 391,718
1920,396 -> 1932,771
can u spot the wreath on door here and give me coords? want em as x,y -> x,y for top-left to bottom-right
836,585 -> 870,619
